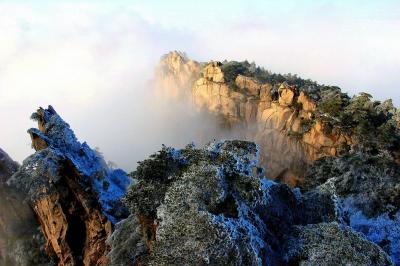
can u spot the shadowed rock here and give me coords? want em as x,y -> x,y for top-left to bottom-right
0,148 -> 52,266
0,148 -> 19,182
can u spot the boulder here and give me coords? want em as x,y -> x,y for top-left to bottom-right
285,223 -> 393,265
202,61 -> 224,83
278,83 -> 295,106
297,91 -> 316,112
235,74 -> 261,96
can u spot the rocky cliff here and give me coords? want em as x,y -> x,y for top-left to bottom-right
7,106 -> 131,266
155,51 -> 202,100
1,50 -> 398,265
156,52 -> 399,186
153,51 -> 400,264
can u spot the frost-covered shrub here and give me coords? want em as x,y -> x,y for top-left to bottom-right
119,140 -> 301,265
111,140 -> 395,265
302,152 -> 400,264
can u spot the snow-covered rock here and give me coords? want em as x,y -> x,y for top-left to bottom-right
8,106 -> 131,265
303,153 -> 400,264
109,140 -> 393,265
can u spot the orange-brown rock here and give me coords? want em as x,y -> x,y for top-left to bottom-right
298,91 -> 316,112
278,83 -> 295,106
203,61 -> 225,83
155,51 -> 201,100
235,75 -> 262,96
156,52 -> 353,185
191,68 -> 350,184
33,164 -> 112,266
30,131 -> 49,151
138,215 -> 157,252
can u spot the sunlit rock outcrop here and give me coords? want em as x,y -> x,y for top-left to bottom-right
156,52 -> 354,185
7,106 -> 131,266
155,50 -> 201,100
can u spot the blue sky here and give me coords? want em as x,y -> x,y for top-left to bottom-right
0,0 -> 399,168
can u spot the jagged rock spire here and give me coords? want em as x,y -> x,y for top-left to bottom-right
8,106 -> 131,266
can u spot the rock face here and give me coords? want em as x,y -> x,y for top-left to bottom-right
0,149 -> 52,266
156,52 -> 352,185
7,106 -> 131,266
155,51 -> 201,100
109,140 -> 394,265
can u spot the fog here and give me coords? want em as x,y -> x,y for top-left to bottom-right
0,1 -> 399,171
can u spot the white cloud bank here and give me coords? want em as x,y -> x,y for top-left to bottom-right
0,1 -> 399,171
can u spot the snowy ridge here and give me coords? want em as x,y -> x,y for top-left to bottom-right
341,197 -> 400,265
22,106 -> 131,224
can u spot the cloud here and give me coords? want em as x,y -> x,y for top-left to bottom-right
0,2 -> 227,171
188,12 -> 400,104
0,1 -> 399,171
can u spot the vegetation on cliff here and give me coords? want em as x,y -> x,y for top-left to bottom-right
220,60 -> 319,94
302,151 -> 400,264
218,59 -> 400,157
